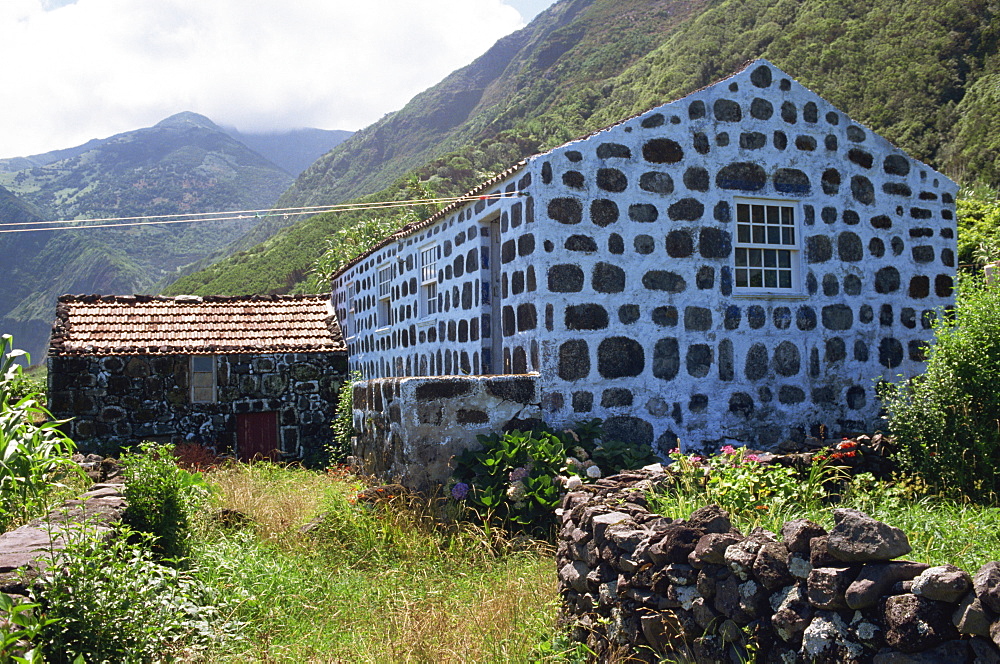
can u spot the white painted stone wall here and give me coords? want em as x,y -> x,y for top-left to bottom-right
333,59 -> 957,456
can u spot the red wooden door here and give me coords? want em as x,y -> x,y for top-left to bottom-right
236,412 -> 279,461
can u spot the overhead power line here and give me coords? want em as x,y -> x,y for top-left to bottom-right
0,191 -> 528,235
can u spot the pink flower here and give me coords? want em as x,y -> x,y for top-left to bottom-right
746,454 -> 760,463
721,445 -> 736,455
690,456 -> 703,463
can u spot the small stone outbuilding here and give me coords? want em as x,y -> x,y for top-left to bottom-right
47,294 -> 347,460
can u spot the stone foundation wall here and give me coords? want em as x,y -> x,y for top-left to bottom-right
558,469 -> 1000,662
352,373 -> 540,489
49,351 -> 347,458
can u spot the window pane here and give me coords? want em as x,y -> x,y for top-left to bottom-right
192,373 -> 213,388
737,204 -> 750,224
778,250 -> 791,268
193,387 -> 213,402
767,226 -> 780,244
737,224 -> 750,243
192,356 -> 213,372
749,249 -> 762,267
779,271 -> 792,288
767,205 -> 779,225
782,207 -> 794,225
764,271 -> 777,288
752,206 -> 764,224
764,250 -> 777,268
749,269 -> 763,287
782,227 -> 794,245
752,226 -> 765,243
736,269 -> 748,287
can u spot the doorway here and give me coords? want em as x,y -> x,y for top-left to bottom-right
236,411 -> 279,461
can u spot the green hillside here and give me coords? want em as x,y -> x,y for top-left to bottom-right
167,0 -> 999,297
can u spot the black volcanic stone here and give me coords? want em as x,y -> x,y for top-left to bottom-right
699,227 -> 731,258
750,98 -> 773,120
936,274 -> 953,297
879,337 -> 904,368
859,304 -> 873,323
747,305 -> 765,329
871,215 -> 892,229
597,143 -> 630,159
689,101 -> 706,119
565,304 -> 608,330
803,101 -> 818,123
669,198 -> 704,221
795,135 -> 817,151
601,388 -> 633,408
796,306 -> 817,331
634,235 -> 654,254
724,305 -> 740,330
844,274 -> 862,296
745,343 -> 768,380
822,207 -> 837,224
811,386 -> 835,404
750,64 -> 772,87
773,306 -> 791,329
880,304 -> 893,326
618,304 -> 639,324
843,210 -> 859,225
901,307 -> 916,328
572,391 -> 593,413
685,307 -> 712,331
941,248 -> 955,267
847,125 -> 866,142
717,162 -> 766,191
740,132 -> 766,149
653,337 -> 680,380
689,394 -> 708,412
643,138 -> 684,164
719,339 -> 734,381
643,270 -> 686,293
781,101 -> 797,123
693,132 -> 710,154
729,392 -> 754,417
565,234 -> 598,252
558,340 -> 590,380
884,182 -> 912,197
825,133 -> 839,150
652,306 -> 678,327
822,273 -> 839,296
549,198 -> 582,224
875,267 -> 900,293
516,303 -> 536,331
684,167 -> 710,191
778,386 -> 805,404
598,337 -> 644,378
847,386 -> 866,410
593,262 -> 626,293
854,341 -> 869,361
597,168 -> 627,192
838,232 -> 863,262
870,237 -> 885,257
774,168 -> 810,194
773,131 -> 788,150
562,171 -> 584,189
806,235 -> 832,263
826,337 -> 846,362
640,172 -> 674,194
773,341 -> 800,377
714,201 -> 731,223
565,150 -> 582,161
591,199 -> 619,226
696,266 -> 715,289
822,169 -> 841,194
687,344 -> 714,378
823,304 -> 854,330
548,264 -> 584,292
641,113 -> 664,128
630,203 -> 659,222
603,416 -> 653,446
848,148 -> 874,169
909,340 -> 928,361
714,99 -> 742,121
909,276 -> 930,299
541,161 -> 551,184
666,230 -> 693,258
884,154 -> 910,176
851,175 -> 875,204
608,233 -> 624,254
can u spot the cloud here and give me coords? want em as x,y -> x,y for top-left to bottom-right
0,0 -> 525,157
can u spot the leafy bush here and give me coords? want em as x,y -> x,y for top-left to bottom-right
34,527 -> 238,663
120,441 -> 209,561
327,372 -> 359,466
450,419 -> 658,534
0,335 -> 81,530
956,191 -> 1000,269
0,593 -> 55,664
881,276 -> 1000,500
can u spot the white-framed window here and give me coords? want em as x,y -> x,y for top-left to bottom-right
345,280 -> 356,339
419,244 -> 438,318
377,264 -> 393,329
190,355 -> 216,403
734,199 -> 800,292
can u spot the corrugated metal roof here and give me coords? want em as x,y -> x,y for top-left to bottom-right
50,294 -> 344,356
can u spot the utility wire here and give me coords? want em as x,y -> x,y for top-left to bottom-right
0,191 -> 527,234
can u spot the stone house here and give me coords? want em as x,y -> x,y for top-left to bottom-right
329,60 -> 957,484
47,294 -> 347,460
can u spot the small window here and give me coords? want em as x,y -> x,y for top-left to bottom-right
734,200 -> 799,292
377,264 -> 393,329
419,245 -> 438,318
346,280 -> 356,339
190,356 -> 216,403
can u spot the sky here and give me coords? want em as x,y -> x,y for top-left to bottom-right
0,0 -> 558,158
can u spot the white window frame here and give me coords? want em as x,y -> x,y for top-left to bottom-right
345,280 -> 356,339
190,355 -> 216,403
377,264 -> 393,330
733,198 -> 801,294
419,244 -> 438,320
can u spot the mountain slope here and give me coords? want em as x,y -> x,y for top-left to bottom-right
223,127 -> 353,177
170,0 -> 999,298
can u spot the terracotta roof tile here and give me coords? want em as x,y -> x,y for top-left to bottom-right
50,294 -> 345,356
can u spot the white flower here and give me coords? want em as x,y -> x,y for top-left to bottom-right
565,475 -> 583,489
586,465 -> 602,479
565,456 -> 582,470
506,481 -> 526,501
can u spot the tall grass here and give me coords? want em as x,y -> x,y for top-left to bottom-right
193,463 -> 564,662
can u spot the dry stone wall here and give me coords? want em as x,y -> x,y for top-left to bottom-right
558,469 -> 1000,663
48,351 -> 347,458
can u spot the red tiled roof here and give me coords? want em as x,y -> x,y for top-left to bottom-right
50,294 -> 344,356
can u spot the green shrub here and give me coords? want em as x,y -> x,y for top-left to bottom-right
881,276 -> 1000,500
0,592 -> 55,664
0,335 -> 81,530
327,371 -> 359,466
120,441 -> 209,561
450,419 -> 658,535
34,527 -> 238,663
